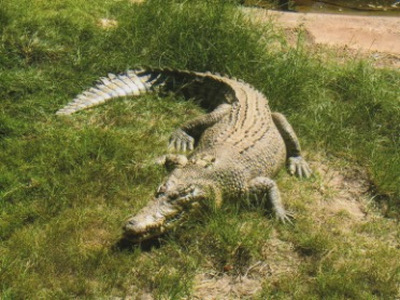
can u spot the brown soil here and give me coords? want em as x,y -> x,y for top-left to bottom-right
242,8 -> 400,68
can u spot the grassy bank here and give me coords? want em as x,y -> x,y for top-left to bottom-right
1,0 -> 399,298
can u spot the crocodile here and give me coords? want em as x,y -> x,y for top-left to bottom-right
57,67 -> 312,243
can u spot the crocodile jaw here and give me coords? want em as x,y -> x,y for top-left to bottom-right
123,186 -> 204,242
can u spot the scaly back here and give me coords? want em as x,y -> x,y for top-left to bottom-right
56,68 -> 238,115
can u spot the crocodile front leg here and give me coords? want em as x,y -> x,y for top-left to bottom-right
248,176 -> 293,223
169,103 -> 232,151
156,154 -> 188,171
272,112 -> 312,179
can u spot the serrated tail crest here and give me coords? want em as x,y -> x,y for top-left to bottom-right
56,69 -> 165,115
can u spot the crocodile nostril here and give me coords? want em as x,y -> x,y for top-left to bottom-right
124,219 -> 138,230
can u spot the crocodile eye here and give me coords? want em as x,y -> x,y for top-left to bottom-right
185,185 -> 195,193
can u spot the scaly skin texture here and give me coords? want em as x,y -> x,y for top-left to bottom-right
57,67 -> 312,243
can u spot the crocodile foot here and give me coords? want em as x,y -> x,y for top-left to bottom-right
156,154 -> 188,171
276,209 -> 294,224
249,176 -> 293,223
168,129 -> 194,152
288,156 -> 312,179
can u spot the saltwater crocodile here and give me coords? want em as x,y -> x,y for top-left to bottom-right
57,67 -> 312,243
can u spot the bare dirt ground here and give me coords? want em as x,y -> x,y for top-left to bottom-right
242,8 -> 400,68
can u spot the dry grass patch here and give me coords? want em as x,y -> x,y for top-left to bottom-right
192,272 -> 264,299
98,18 -> 118,29
261,155 -> 400,297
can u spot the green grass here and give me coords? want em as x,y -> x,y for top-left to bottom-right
1,0 -> 399,298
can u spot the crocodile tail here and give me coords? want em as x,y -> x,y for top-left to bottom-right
56,68 -> 168,115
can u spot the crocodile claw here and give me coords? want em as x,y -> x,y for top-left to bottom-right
276,210 -> 294,224
288,156 -> 312,179
168,129 -> 194,152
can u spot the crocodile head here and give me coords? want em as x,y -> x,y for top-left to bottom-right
123,182 -> 206,243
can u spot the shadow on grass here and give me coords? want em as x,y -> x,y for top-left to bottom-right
113,237 -> 163,252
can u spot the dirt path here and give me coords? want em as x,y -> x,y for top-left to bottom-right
243,8 -> 400,67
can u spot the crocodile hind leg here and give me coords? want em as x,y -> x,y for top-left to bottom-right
248,176 -> 293,223
272,112 -> 312,179
168,103 -> 232,152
